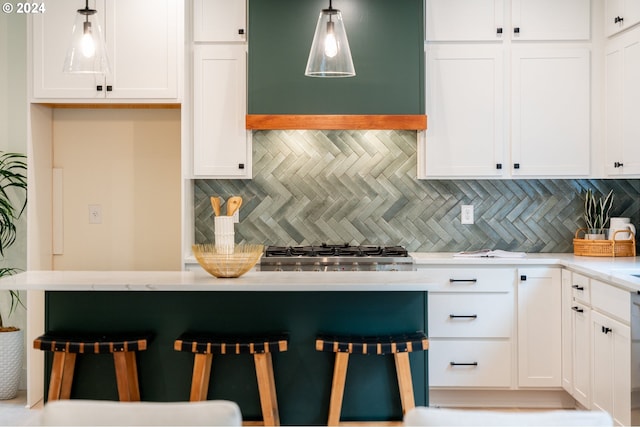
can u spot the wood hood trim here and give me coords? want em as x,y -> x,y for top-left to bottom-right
245,115 -> 427,130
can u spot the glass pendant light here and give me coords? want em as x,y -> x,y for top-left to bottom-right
305,0 -> 355,78
63,0 -> 110,74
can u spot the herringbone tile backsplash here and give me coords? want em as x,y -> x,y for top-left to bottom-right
195,130 -> 640,253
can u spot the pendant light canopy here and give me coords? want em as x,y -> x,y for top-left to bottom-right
63,0 -> 110,74
305,0 -> 355,78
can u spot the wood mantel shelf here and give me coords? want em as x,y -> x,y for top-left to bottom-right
245,114 -> 427,130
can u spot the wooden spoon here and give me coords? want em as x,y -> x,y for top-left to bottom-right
226,196 -> 243,216
210,196 -> 221,217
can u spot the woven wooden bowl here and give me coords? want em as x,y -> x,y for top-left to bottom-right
193,244 -> 264,278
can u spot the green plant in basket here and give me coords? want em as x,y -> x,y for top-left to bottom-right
583,189 -> 614,236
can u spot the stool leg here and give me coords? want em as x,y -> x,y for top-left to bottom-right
190,353 -> 213,401
113,351 -> 141,402
49,352 -> 76,401
393,352 -> 415,414
254,352 -> 280,426
328,352 -> 349,426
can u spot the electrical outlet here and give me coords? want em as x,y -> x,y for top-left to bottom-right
461,205 -> 474,225
88,204 -> 102,224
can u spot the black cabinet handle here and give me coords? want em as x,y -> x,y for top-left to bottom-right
449,314 -> 478,319
238,163 -> 245,169
450,362 -> 478,366
572,285 -> 584,291
514,27 -> 520,34
614,16 -> 624,23
614,162 -> 624,168
496,163 -> 502,170
449,278 -> 477,283
520,275 -> 527,281
97,85 -> 103,91
514,163 -> 520,169
106,85 -> 112,92
238,29 -> 245,35
602,326 -> 612,334
496,27 -> 503,35
571,306 -> 584,313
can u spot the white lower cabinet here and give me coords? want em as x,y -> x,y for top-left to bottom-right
517,267 -> 562,387
425,267 -> 515,388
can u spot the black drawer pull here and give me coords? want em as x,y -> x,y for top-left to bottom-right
450,362 -> 478,366
449,314 -> 478,319
571,306 -> 584,313
449,279 -> 477,283
572,285 -> 585,291
602,326 -> 612,334
614,16 -> 624,24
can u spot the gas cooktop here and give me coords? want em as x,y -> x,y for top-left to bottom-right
260,244 -> 413,272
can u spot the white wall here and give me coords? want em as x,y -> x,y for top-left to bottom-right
0,4 -> 28,389
51,109 -> 181,270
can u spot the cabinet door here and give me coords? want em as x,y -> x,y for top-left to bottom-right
561,270 -> 573,394
511,48 -> 590,176
106,0 -> 179,99
511,0 -> 590,41
31,0 -> 107,99
606,0 -> 640,37
605,28 -> 640,176
425,0 -> 504,41
517,267 -> 562,387
573,302 -> 591,408
591,310 -> 631,426
193,45 -> 250,178
194,0 -> 246,42
423,45 -> 504,178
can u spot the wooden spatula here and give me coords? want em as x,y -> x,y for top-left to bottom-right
226,196 -> 243,216
210,196 -> 221,216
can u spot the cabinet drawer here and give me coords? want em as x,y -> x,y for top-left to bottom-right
417,268 -> 515,292
571,272 -> 590,304
429,293 -> 513,338
591,280 -> 630,323
429,340 -> 512,387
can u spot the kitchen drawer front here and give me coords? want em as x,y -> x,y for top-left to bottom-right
428,293 -> 513,338
418,268 -> 515,292
571,272 -> 591,305
429,340 -> 512,388
591,279 -> 630,323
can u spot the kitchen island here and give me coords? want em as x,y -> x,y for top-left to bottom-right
0,270 -> 437,425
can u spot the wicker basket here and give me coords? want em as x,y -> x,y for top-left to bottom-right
573,229 -> 636,257
193,244 -> 264,278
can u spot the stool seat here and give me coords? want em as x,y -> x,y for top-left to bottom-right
174,332 -> 288,354
34,332 -> 151,354
34,332 -> 152,402
175,332 -> 289,426
316,331 -> 428,426
315,332 -> 428,355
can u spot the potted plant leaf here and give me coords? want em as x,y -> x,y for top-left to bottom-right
0,152 -> 27,400
583,188 -> 614,240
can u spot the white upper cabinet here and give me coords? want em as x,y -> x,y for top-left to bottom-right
31,0 -> 181,101
511,48 -> 590,176
605,26 -> 640,176
511,0 -> 591,41
606,0 -> 640,37
426,0 -> 590,41
425,0 -> 504,41
193,0 -> 246,42
423,45 -> 505,178
192,44 -> 250,178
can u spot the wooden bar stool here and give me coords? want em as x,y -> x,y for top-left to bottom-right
33,332 -> 152,402
174,332 -> 289,426
316,331 -> 429,426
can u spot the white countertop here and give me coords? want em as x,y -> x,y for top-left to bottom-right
411,252 -> 640,292
2,253 -> 639,292
0,270 -> 439,292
